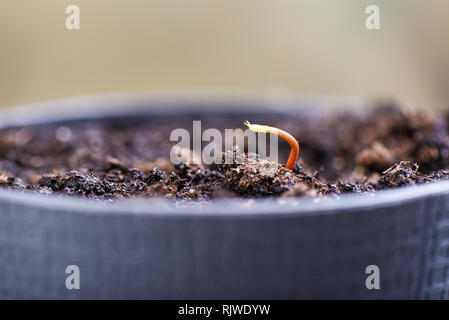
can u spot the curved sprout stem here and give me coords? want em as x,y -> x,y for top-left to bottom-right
244,121 -> 300,170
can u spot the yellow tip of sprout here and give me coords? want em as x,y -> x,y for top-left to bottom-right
244,121 -> 276,133
244,120 -> 300,170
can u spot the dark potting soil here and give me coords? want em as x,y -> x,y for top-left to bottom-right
1,105 -> 449,204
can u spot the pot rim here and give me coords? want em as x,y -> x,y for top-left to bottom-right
0,91 -> 447,217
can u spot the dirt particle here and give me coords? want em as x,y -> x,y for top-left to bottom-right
0,173 -> 9,184
55,126 -> 72,142
356,142 -> 394,173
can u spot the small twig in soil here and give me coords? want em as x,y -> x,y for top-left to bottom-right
244,121 -> 300,170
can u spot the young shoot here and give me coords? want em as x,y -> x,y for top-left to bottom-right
244,121 -> 299,171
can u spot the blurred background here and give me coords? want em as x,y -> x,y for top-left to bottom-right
1,0 -> 449,110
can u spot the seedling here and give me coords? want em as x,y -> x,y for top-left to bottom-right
244,121 -> 299,170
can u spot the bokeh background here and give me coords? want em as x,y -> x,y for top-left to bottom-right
1,0 -> 449,109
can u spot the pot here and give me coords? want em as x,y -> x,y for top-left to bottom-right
0,93 -> 448,299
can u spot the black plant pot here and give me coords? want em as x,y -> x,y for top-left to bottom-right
0,93 -> 448,299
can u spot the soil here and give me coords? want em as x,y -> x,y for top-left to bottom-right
1,104 -> 449,204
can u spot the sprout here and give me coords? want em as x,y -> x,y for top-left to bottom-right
244,121 -> 300,171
